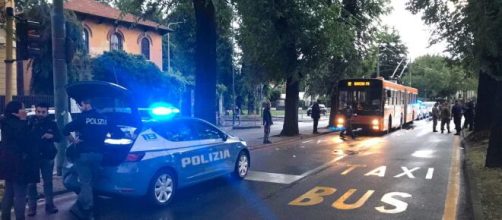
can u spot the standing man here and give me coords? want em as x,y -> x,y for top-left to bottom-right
27,103 -> 61,216
262,101 -> 273,144
311,101 -> 321,134
432,102 -> 440,132
452,100 -> 463,135
463,100 -> 475,131
440,101 -> 451,134
63,99 -> 117,219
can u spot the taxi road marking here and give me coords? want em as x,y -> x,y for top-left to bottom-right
245,155 -> 346,184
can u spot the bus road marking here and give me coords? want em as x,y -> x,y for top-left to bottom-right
302,140 -> 313,144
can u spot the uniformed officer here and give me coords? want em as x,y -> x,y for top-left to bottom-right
63,98 -> 119,219
431,102 -> 440,132
311,101 -> 321,134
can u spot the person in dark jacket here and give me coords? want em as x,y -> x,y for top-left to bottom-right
63,98 -> 120,219
452,100 -> 463,135
0,101 -> 39,220
262,101 -> 273,144
27,103 -> 61,216
463,100 -> 475,131
311,101 -> 321,134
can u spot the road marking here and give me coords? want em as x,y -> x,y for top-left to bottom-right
245,171 -> 303,184
246,155 -> 346,184
302,140 -> 313,144
443,137 -> 461,220
426,168 -> 434,180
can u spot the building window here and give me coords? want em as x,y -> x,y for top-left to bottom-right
83,29 -> 90,54
141,37 -> 150,60
110,33 -> 123,51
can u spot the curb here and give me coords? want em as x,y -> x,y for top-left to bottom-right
232,125 -> 262,129
461,139 -> 485,220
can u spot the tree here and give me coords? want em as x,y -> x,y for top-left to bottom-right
407,0 -> 502,167
374,28 -> 409,80
16,1 -> 88,94
92,51 -> 187,106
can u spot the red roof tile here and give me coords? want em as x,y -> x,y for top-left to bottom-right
64,0 -> 169,33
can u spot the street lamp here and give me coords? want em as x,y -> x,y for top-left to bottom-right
167,21 -> 184,72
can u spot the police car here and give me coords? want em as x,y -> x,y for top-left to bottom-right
63,81 -> 250,206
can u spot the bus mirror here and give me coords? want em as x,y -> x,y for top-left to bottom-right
387,90 -> 392,98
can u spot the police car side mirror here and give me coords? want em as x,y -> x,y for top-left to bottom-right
220,133 -> 228,142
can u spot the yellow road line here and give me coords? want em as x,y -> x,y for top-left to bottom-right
443,137 -> 461,220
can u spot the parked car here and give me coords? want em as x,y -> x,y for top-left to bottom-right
63,81 -> 250,207
306,104 -> 327,116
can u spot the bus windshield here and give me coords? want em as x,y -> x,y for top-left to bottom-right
338,88 -> 382,113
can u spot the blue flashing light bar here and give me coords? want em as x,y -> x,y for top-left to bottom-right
148,102 -> 180,120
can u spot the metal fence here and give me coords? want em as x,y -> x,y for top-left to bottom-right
0,95 -> 54,114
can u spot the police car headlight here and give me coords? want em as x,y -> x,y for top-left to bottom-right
105,138 -> 133,145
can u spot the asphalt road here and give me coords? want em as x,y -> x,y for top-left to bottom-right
23,119 -> 462,220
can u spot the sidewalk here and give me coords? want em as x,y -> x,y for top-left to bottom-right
463,130 -> 502,220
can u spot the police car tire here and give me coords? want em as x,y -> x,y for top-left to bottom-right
148,169 -> 176,206
233,151 -> 250,179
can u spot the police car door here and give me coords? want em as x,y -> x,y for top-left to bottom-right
187,120 -> 230,179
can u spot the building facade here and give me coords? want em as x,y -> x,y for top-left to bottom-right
64,0 -> 169,68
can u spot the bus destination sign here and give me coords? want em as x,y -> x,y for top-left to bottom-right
347,81 -> 370,87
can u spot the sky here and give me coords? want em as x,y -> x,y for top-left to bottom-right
381,0 -> 448,60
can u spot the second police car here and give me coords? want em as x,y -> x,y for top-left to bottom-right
63,81 -> 250,206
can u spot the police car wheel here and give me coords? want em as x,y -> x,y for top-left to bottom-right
148,170 -> 176,206
234,151 -> 249,179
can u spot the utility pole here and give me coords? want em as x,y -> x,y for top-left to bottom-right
4,3 -> 14,105
52,0 -> 68,175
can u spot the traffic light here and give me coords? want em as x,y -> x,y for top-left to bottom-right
16,20 -> 42,60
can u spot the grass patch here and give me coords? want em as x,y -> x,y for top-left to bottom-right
466,135 -> 502,220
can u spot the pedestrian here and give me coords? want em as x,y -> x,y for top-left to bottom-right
63,98 -> 120,219
27,103 -> 61,216
463,100 -> 475,131
235,106 -> 241,125
432,102 -> 440,132
340,104 -> 356,140
311,101 -> 321,134
452,100 -> 463,135
440,101 -> 451,134
0,101 -> 40,220
262,101 -> 273,144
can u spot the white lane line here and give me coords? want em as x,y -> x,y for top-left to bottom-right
299,155 -> 346,178
245,155 -> 346,185
245,171 -> 303,184
302,140 -> 313,144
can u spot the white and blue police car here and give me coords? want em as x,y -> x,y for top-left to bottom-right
63,81 -> 250,206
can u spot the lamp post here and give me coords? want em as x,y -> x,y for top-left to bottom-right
167,21 -> 184,72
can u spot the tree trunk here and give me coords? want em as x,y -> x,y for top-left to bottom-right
474,71 -> 496,131
281,77 -> 300,136
485,81 -> 502,167
193,0 -> 217,124
328,87 -> 337,127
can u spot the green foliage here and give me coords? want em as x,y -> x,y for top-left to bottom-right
91,51 -> 188,107
374,28 -> 409,79
22,2 -> 86,94
410,55 -> 477,99
269,89 -> 281,103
